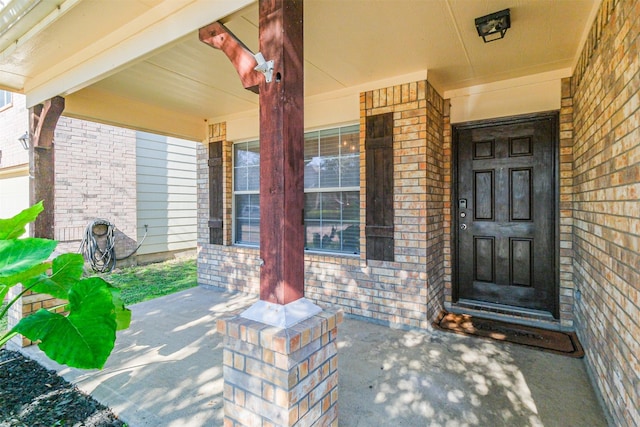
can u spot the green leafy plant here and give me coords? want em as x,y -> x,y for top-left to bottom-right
0,202 -> 130,369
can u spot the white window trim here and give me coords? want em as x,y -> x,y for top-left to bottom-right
232,139 -> 260,246
0,90 -> 13,112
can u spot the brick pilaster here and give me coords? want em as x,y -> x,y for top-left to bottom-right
218,310 -> 342,427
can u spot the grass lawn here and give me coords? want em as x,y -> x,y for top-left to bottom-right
1,257 -> 197,335
103,257 -> 197,305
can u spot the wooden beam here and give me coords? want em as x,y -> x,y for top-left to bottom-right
258,0 -> 304,304
29,96 -> 65,239
31,96 -> 65,149
199,21 -> 261,93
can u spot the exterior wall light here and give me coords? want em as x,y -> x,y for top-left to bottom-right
475,9 -> 511,43
18,131 -> 29,150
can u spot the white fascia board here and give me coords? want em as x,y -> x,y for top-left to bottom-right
25,0 -> 254,108
65,86 -> 207,142
443,68 -> 572,99
0,0 -> 81,58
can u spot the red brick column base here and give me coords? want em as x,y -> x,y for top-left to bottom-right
217,310 -> 343,427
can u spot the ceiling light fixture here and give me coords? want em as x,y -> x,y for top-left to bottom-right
18,131 -> 29,150
475,9 -> 511,43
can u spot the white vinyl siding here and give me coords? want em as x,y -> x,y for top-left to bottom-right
136,131 -> 197,255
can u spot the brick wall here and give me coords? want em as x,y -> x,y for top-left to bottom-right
424,84 -> 447,321
570,0 -> 639,425
53,117 -> 137,259
442,102 -> 453,306
559,78 -> 576,329
0,93 -> 29,169
9,290 -> 67,347
7,117 -> 138,346
218,310 -> 342,426
198,79 -> 446,330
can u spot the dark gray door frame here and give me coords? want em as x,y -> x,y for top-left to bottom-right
451,111 -> 560,319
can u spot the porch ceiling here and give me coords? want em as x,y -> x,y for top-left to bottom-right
0,0 -> 599,141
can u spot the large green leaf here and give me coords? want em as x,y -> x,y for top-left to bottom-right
0,262 -> 52,298
12,277 -> 117,369
0,202 -> 44,240
29,253 -> 84,300
0,238 -> 57,278
108,284 -> 132,331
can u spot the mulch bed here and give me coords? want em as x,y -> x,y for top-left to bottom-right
0,349 -> 125,427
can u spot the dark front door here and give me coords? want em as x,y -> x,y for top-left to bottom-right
455,113 -> 558,316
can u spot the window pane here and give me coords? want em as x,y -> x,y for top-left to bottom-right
340,127 -> 360,187
320,157 -> 340,188
247,165 -> 260,191
234,167 -> 247,191
342,191 -> 360,222
304,194 -> 321,219
321,192 -> 342,220
235,194 -> 260,245
304,132 -> 319,160
319,130 -> 340,157
306,223 -> 340,251
304,220 -> 322,250
235,143 -> 247,167
340,153 -> 359,187
305,158 -> 321,188
319,130 -> 339,188
303,191 -> 360,254
236,218 -> 260,245
236,194 -> 260,219
247,141 -> 260,165
235,141 -> 260,192
341,129 -> 359,153
340,224 -> 360,253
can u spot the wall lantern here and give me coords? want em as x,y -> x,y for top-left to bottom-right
475,9 -> 511,43
18,131 -> 29,150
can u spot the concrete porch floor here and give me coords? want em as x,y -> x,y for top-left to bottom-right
21,287 -> 608,426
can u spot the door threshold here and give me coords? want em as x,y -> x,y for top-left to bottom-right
448,299 -> 562,331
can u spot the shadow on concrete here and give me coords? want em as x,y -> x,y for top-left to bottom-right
21,287 -> 607,427
338,319 -> 607,427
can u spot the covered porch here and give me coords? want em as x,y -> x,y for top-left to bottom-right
1,0 -> 638,425
22,286 -> 607,426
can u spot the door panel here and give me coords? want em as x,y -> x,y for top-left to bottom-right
455,114 -> 557,315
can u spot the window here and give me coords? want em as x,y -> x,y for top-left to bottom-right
232,124 -> 360,254
0,90 -> 12,111
234,140 -> 261,245
303,125 -> 360,253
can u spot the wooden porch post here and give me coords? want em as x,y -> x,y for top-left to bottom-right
200,0 -> 305,306
203,5 -> 342,424
258,0 -> 304,305
28,96 -> 65,239
9,96 -> 65,348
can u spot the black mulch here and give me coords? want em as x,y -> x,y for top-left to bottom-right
0,349 -> 125,427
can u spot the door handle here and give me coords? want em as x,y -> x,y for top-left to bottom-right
460,223 -> 467,230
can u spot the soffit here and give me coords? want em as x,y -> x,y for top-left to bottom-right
0,0 -> 600,138
91,0 -> 597,120
0,0 -> 164,88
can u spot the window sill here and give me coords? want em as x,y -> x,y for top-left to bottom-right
304,249 -> 360,259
